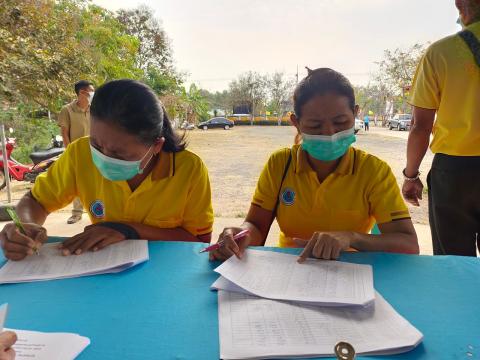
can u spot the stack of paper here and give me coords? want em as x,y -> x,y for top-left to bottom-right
5,328 -> 90,360
0,240 -> 149,284
213,249 -> 375,306
213,250 -> 423,359
218,291 -> 423,359
1,304 -> 89,359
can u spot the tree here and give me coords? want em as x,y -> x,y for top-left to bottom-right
200,89 -> 231,115
374,43 -> 427,113
144,65 -> 184,96
0,0 -> 95,110
229,72 -> 267,121
116,5 -> 172,72
78,4 -> 141,83
267,71 -> 294,118
183,84 -> 209,123
0,0 -> 145,111
116,5 -> 183,97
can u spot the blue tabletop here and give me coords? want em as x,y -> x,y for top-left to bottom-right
1,241 -> 480,359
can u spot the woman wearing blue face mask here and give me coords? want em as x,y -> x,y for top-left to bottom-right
212,68 -> 419,261
0,80 -> 213,261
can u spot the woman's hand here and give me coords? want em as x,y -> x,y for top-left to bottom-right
209,227 -> 250,261
0,223 -> 47,261
59,224 -> 126,256
0,331 -> 17,360
294,231 -> 355,262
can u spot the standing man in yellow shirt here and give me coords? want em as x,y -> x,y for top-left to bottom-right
403,0 -> 480,256
58,80 -> 95,224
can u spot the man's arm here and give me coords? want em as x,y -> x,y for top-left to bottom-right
405,106 -> 435,177
61,126 -> 70,146
58,107 -> 71,146
402,106 -> 435,206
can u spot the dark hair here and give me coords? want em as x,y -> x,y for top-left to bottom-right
293,67 -> 355,118
74,80 -> 93,95
90,79 -> 186,153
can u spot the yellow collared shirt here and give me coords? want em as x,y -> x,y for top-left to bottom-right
32,137 -> 214,237
409,21 -> 480,156
252,145 -> 410,247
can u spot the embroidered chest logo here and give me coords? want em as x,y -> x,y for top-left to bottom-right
281,188 -> 296,206
90,200 -> 105,219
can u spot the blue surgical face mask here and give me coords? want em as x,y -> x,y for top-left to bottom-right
90,145 -> 153,181
301,126 -> 356,162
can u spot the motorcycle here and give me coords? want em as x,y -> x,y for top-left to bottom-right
0,135 -> 65,190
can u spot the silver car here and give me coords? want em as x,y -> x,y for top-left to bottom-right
389,114 -> 412,131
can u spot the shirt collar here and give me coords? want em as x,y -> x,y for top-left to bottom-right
295,145 -> 356,176
466,20 -> 480,31
71,100 -> 89,113
151,151 -> 175,181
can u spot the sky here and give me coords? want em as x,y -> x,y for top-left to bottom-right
92,0 -> 460,92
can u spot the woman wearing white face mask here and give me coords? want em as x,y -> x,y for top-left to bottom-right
0,80 -> 214,260
212,68 -> 419,262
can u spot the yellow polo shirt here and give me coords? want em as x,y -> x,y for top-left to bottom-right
252,145 -> 410,247
32,137 -> 214,237
409,21 -> 480,156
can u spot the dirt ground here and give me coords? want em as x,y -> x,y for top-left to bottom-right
186,125 -> 433,224
0,125 -> 434,253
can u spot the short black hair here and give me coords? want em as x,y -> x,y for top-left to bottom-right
90,79 -> 186,153
293,68 -> 355,118
74,80 -> 93,95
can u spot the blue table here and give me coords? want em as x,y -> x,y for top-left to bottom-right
1,241 -> 480,359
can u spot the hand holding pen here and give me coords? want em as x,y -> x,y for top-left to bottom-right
0,208 -> 47,261
207,228 -> 251,261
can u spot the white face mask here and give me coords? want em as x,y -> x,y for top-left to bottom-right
88,92 -> 95,105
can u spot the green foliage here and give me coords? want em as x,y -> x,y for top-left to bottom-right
0,0 -> 95,110
373,43 -> 427,114
144,66 -> 184,97
184,84 -> 209,123
116,5 -> 172,72
0,104 -> 59,164
78,4 -> 142,82
0,0 -> 185,159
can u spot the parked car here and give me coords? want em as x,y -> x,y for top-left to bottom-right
198,117 -> 234,130
354,118 -> 364,134
389,114 -> 412,131
180,121 -> 195,130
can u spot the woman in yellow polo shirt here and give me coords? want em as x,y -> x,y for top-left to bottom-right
212,68 -> 419,261
0,79 -> 213,261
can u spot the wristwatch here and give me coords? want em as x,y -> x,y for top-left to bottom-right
403,168 -> 421,181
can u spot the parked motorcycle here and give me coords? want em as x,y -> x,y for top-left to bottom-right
0,135 -> 65,190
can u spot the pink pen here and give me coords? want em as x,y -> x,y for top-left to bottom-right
199,229 -> 250,253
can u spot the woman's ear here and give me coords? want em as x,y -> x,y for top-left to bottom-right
290,113 -> 300,132
153,137 -> 165,154
354,105 -> 360,118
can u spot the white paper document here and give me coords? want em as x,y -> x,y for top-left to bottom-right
218,291 -> 423,359
0,303 -> 7,331
4,328 -> 90,360
213,250 -> 374,306
0,240 -> 149,284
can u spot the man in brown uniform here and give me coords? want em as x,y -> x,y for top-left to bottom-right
58,80 -> 94,224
